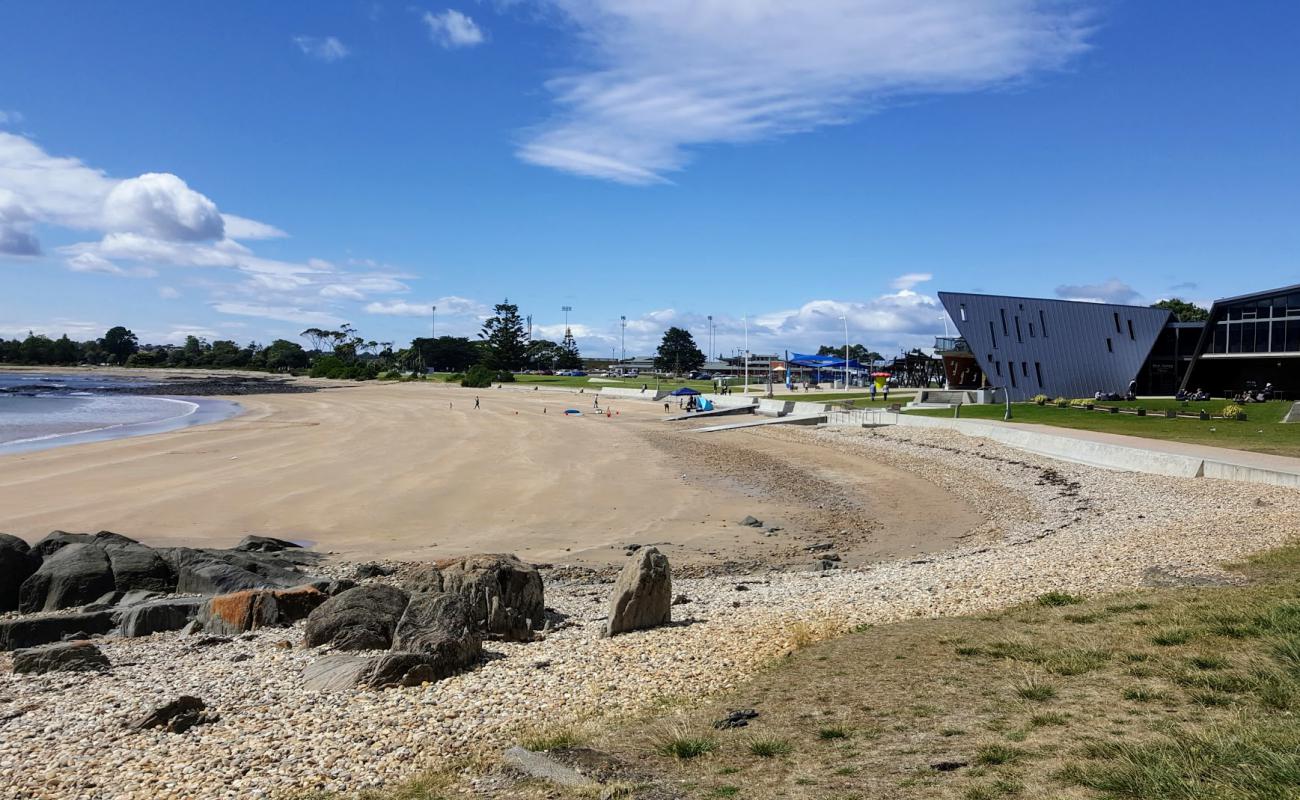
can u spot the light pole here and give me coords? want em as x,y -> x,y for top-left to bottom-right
431,305 -> 437,339
561,305 -> 572,332
742,314 -> 749,395
619,315 -> 626,364
707,315 -> 714,361
840,315 -> 849,389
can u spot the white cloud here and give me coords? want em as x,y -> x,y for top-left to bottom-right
0,110 -> 23,127
222,214 -> 288,240
103,173 -> 225,242
891,272 -> 933,290
423,9 -> 485,48
519,0 -> 1092,183
0,318 -> 102,340
364,295 -> 488,317
158,286 -> 181,299
0,132 -> 285,261
293,35 -> 351,62
1055,279 -> 1141,305
212,302 -> 345,326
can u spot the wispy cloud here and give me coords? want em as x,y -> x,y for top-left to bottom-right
293,35 -> 351,62
891,272 -> 933,290
1055,279 -> 1141,305
518,0 -> 1093,184
364,296 -> 489,318
0,110 -> 22,127
422,9 -> 485,48
211,302 -> 345,326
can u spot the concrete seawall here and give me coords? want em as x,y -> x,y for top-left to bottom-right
850,414 -> 1300,488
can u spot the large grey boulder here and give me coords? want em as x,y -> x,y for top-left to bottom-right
19,543 -> 115,613
232,535 -> 302,553
195,585 -> 327,635
161,548 -> 305,595
12,641 -> 110,674
103,542 -> 175,594
118,598 -> 203,637
605,547 -> 672,637
392,592 -> 481,673
304,584 -> 410,651
302,654 -> 372,691
412,553 -> 545,641
0,610 -> 116,650
359,652 -> 442,689
30,530 -> 93,558
0,533 -> 39,612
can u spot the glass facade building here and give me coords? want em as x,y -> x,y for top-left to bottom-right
1181,284 -> 1300,395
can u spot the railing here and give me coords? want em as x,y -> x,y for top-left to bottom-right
934,336 -> 971,353
824,407 -> 901,427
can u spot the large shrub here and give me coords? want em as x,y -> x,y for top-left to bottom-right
309,356 -> 380,381
461,365 -> 495,388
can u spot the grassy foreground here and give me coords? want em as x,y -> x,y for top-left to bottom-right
316,545 -> 1300,799
909,399 -> 1299,458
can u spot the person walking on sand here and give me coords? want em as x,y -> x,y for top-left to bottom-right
474,396 -> 480,409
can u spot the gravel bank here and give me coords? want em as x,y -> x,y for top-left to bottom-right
2,425 -> 1297,799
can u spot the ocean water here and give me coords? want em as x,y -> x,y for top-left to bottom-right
0,372 -> 241,454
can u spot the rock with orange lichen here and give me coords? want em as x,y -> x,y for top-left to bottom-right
195,585 -> 327,635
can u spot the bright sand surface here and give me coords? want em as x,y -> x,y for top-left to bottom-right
0,380 -> 975,564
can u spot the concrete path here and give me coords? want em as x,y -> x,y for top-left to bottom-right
663,406 -> 754,422
872,414 -> 1300,488
693,414 -> 827,433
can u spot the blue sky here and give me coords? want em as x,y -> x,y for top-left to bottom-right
1,1 -> 1297,358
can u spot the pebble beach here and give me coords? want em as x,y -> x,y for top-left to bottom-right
3,424 -> 1298,800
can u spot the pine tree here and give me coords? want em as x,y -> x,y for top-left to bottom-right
654,327 -> 705,374
480,300 -> 528,371
556,328 -> 584,370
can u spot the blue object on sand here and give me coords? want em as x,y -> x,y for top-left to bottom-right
564,409 -> 582,415
669,387 -> 700,396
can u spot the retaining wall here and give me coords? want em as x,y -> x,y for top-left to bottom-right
599,387 -> 667,402
868,414 -> 1300,488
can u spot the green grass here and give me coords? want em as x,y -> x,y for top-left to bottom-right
1013,675 -> 1057,702
747,738 -> 794,758
659,734 -> 719,759
975,744 -> 1027,766
907,399 -> 1299,458
1060,723 -> 1300,799
518,725 -> 587,752
817,725 -> 852,740
1151,628 -> 1194,647
1036,591 -> 1085,607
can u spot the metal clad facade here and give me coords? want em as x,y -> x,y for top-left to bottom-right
939,292 -> 1172,401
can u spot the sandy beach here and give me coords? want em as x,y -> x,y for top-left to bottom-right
0,378 -> 973,568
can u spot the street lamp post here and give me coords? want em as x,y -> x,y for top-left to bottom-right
840,315 -> 849,389
431,305 -> 437,339
562,306 -> 572,330
742,314 -> 749,396
620,315 -> 626,364
707,315 -> 714,361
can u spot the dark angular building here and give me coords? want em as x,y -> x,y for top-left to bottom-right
938,292 -> 1172,401
1179,283 -> 1300,395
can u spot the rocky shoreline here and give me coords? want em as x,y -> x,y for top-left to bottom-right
2,425 -> 1298,799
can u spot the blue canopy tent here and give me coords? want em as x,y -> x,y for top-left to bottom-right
669,387 -> 700,396
788,353 -> 865,387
